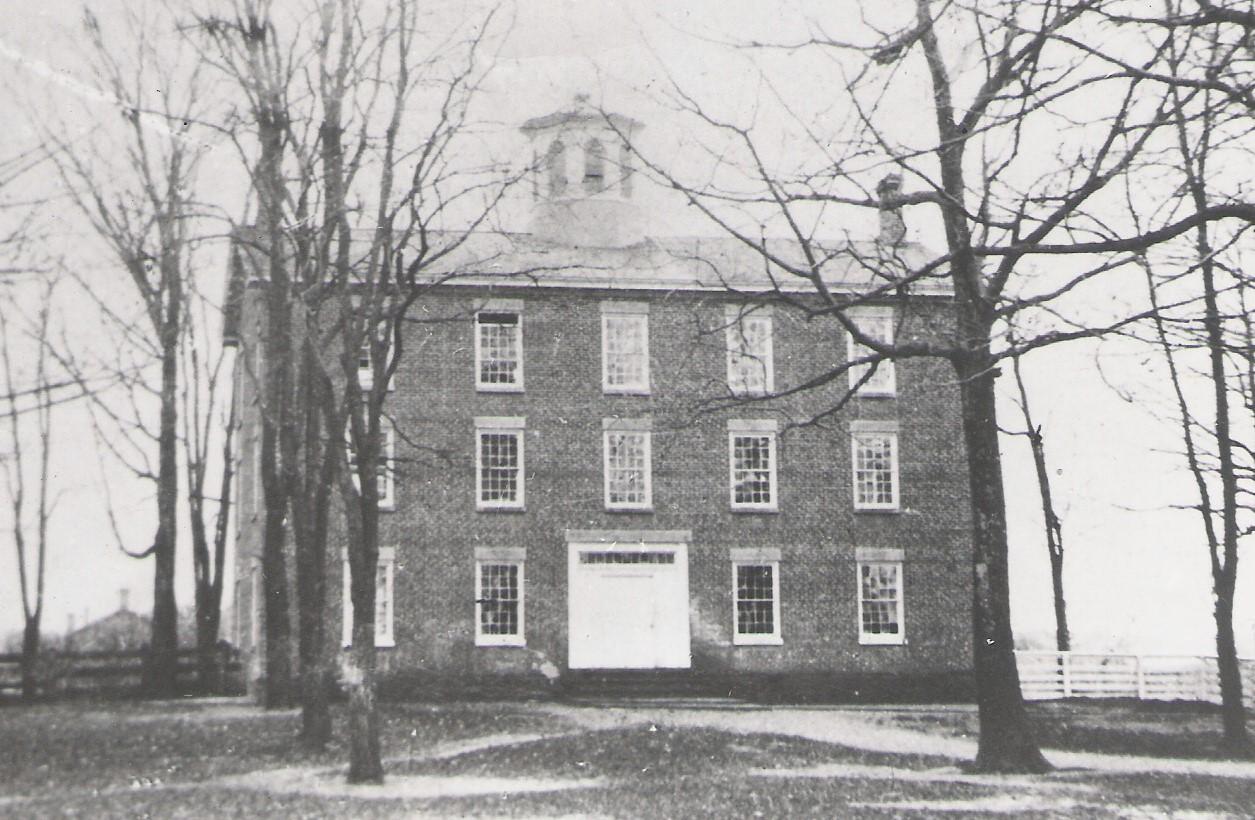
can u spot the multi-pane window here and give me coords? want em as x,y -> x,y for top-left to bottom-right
342,548 -> 395,648
858,561 -> 904,645
726,308 -> 773,396
847,309 -> 896,396
733,562 -> 781,645
601,304 -> 650,393
476,560 -> 524,646
358,342 -> 373,390
604,425 -> 652,510
475,309 -> 523,390
346,423 -> 395,510
729,421 -> 778,511
852,429 -> 899,510
475,417 -> 525,509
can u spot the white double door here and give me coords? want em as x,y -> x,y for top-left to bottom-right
567,543 -> 691,669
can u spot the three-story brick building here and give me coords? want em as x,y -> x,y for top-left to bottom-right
229,99 -> 975,700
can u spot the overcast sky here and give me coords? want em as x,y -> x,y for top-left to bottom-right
1,0 -> 1250,657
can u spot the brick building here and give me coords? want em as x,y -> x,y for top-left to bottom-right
229,100 -> 975,700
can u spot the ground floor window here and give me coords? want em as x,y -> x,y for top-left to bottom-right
858,560 -> 904,645
476,559 -> 524,646
732,559 -> 781,645
342,547 -> 396,648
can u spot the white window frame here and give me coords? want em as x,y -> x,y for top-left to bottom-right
731,549 -> 782,646
474,548 -> 526,647
851,422 -> 900,511
857,552 -> 905,645
728,420 -> 779,512
342,547 -> 396,648
474,300 -> 524,392
602,419 -> 653,511
847,307 -> 896,397
357,341 -> 374,390
475,416 -> 526,510
600,302 -> 650,395
725,306 -> 774,396
346,421 -> 396,511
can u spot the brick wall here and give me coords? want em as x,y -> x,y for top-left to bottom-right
293,284 -> 979,694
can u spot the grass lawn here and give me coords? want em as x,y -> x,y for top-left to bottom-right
2,698 -> 1254,818
874,699 -> 1255,761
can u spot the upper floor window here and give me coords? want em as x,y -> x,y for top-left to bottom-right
728,419 -> 778,511
342,547 -> 396,648
475,416 -> 525,510
726,306 -> 774,396
475,548 -> 525,647
475,301 -> 524,391
546,139 -> 567,196
583,138 -> 606,192
851,421 -> 899,511
732,549 -> 782,646
847,308 -> 896,397
357,342 -> 373,389
857,549 -> 905,645
601,302 -> 650,394
603,419 -> 652,510
346,422 -> 395,510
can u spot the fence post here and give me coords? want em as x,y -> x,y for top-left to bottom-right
1135,654 -> 1146,700
1062,652 -> 1073,699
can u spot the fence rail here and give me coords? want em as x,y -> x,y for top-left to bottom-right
0,647 -> 242,699
1016,650 -> 1255,708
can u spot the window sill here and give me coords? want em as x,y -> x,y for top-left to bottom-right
605,506 -> 654,514
854,391 -> 896,399
343,641 -> 396,650
475,638 -> 526,648
476,383 -> 525,394
731,506 -> 779,514
734,636 -> 783,647
853,506 -> 901,515
477,505 -> 527,513
859,636 -> 906,646
602,387 -> 652,397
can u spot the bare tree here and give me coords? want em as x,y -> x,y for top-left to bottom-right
607,0 -> 1247,770
180,290 -> 236,693
1007,349 -> 1069,653
43,7 -> 211,696
1128,12 -> 1252,747
197,0 -> 512,770
1,277 -> 58,699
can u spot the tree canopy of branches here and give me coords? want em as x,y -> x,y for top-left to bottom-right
195,0 -> 512,778
44,6 -> 213,697
614,0 -> 1255,770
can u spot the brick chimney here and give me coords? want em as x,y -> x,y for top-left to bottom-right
876,173 -> 907,245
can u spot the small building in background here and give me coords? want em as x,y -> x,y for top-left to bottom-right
66,590 -> 150,653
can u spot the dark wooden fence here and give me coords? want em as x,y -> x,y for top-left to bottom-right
0,646 -> 243,700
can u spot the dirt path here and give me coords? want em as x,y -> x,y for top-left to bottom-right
536,702 -> 1255,781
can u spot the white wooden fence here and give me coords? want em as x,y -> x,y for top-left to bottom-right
1015,651 -> 1255,707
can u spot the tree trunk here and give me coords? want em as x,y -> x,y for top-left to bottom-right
1214,585 -> 1247,750
345,602 -> 382,783
150,332 -> 180,698
260,500 -> 294,707
20,617 -> 40,700
1048,541 -> 1070,654
295,354 -> 333,748
955,353 -> 1052,773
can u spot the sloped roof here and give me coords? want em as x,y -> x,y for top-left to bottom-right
222,227 -> 948,343
519,96 -> 643,133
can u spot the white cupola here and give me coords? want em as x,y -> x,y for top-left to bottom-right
520,95 -> 646,247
